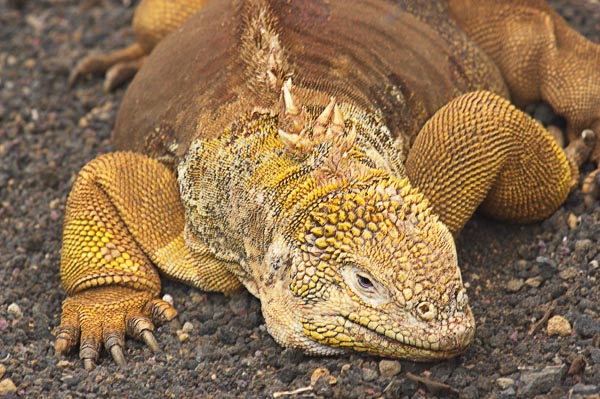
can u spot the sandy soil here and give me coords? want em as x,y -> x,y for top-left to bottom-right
1,0 -> 599,398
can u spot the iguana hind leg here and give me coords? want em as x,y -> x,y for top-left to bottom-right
56,152 -> 241,369
406,91 -> 593,236
449,0 -> 600,202
70,0 -> 207,90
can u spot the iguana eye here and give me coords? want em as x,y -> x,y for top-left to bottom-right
342,266 -> 390,306
357,274 -> 374,290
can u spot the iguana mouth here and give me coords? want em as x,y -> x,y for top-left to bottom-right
340,313 -> 474,360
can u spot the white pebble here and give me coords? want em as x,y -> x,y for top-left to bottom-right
162,294 -> 174,306
7,303 -> 22,320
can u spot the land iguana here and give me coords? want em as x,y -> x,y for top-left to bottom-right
57,0 -> 600,370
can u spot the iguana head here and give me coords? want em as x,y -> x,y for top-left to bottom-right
262,177 -> 474,361
259,80 -> 474,361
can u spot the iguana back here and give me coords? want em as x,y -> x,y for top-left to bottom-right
113,0 -> 507,160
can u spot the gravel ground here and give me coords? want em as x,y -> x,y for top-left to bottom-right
1,1 -> 600,398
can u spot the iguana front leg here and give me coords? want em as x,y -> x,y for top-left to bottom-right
69,0 -> 207,91
56,152 -> 241,369
449,0 -> 600,203
406,90 -> 593,235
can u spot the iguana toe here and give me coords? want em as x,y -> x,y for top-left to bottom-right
54,326 -> 79,357
143,298 -> 178,324
79,327 -> 102,370
583,169 -> 600,206
69,43 -> 145,90
565,129 -> 596,164
68,55 -> 109,88
126,301 -> 177,352
103,58 -> 145,92
581,122 -> 600,206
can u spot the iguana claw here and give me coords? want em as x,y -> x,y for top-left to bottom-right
109,345 -> 127,368
83,359 -> 95,371
141,330 -> 160,352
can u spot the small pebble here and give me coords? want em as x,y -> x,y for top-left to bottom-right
162,294 -> 174,306
559,267 -> 578,280
56,360 -> 72,368
590,347 -> 600,363
574,239 -> 593,253
0,365 -> 5,379
361,367 -> 378,382
574,315 -> 600,338
310,367 -> 336,385
567,213 -> 578,229
7,303 -> 22,320
190,292 -> 206,304
519,365 -> 564,396
506,278 -> 524,292
182,321 -> 194,333
567,355 -> 586,375
525,276 -> 543,288
0,379 -> 17,395
535,257 -> 557,280
177,331 -> 189,342
515,259 -> 529,270
496,377 -> 514,389
547,315 -> 572,337
499,361 -> 518,375
570,383 -> 599,395
378,360 -> 401,378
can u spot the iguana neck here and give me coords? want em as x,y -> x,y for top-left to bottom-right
177,105 -> 404,289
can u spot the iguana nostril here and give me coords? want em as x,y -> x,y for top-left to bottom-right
416,302 -> 437,320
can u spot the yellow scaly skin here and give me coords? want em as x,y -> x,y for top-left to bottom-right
57,0 -> 600,368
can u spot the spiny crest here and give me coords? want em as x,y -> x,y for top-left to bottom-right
277,78 -> 357,158
278,78 -> 308,145
241,1 -> 290,93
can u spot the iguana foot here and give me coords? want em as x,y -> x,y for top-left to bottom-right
58,151 -> 243,368
68,43 -> 145,91
55,286 -> 177,370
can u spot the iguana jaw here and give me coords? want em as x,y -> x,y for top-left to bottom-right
335,304 -> 475,360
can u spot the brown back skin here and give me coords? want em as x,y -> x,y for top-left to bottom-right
113,0 -> 508,159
